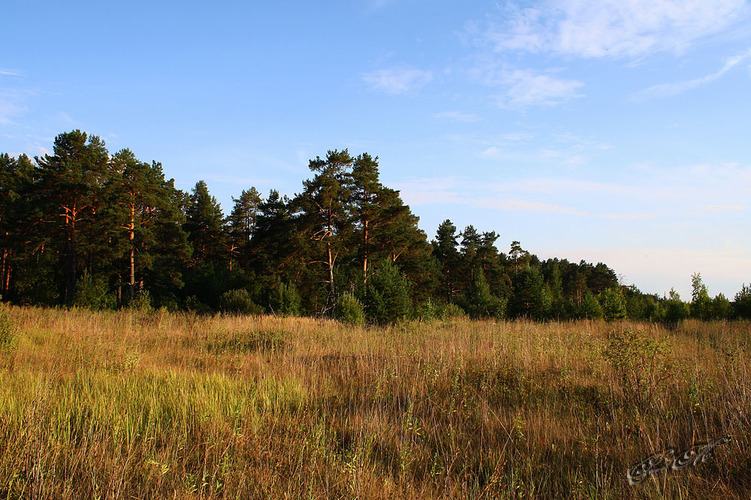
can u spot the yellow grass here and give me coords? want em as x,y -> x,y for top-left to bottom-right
0,306 -> 748,498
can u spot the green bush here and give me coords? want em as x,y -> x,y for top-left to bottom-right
439,302 -> 467,320
580,292 -> 603,320
219,289 -> 263,315
73,272 -> 116,310
599,287 -> 626,321
461,269 -> 506,319
335,293 -> 365,326
268,280 -> 302,316
127,290 -> 153,312
364,259 -> 412,324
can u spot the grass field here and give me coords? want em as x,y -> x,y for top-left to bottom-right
0,306 -> 748,498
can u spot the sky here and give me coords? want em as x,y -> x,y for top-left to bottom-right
2,0 -> 750,300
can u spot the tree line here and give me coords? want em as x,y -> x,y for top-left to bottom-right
1,130 -> 749,323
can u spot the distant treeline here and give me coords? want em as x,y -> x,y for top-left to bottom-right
1,130 -> 749,323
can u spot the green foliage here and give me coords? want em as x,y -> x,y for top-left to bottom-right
733,284 -> 751,319
624,288 -> 657,321
508,266 -> 551,320
268,280 -> 302,317
461,269 -> 506,319
439,302 -> 467,320
185,295 -> 213,315
691,273 -> 712,320
127,291 -> 152,313
658,288 -> 690,328
580,292 -> 603,320
365,260 -> 412,324
6,135 -> 733,326
218,289 -> 262,315
603,328 -> 673,408
711,293 -> 733,320
73,272 -> 115,310
599,287 -> 626,321
335,292 -> 365,326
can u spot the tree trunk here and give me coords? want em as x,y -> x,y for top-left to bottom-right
129,202 -> 136,301
362,220 -> 369,284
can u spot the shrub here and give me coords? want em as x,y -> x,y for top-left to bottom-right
219,289 -> 263,315
127,290 -> 153,313
268,280 -> 302,317
439,302 -> 467,320
580,292 -> 603,320
603,328 -> 673,409
599,287 -> 626,321
73,272 -> 116,310
461,269 -> 506,319
335,293 -> 365,326
364,260 -> 412,324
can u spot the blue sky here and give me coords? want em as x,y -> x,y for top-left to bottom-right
2,0 -> 750,299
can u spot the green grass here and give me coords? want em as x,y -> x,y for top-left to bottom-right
0,306 -> 748,498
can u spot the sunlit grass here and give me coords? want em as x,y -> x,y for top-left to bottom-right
0,306 -> 748,498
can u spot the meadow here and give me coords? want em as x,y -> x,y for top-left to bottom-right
0,306 -> 748,499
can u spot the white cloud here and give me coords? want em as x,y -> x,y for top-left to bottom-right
636,47 -> 751,99
498,69 -> 584,107
486,0 -> 748,59
362,67 -> 433,95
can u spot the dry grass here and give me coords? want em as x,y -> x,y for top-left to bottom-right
0,306 -> 748,498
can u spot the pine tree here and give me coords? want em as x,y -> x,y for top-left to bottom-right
227,187 -> 262,272
35,130 -> 110,303
108,149 -> 186,303
298,150 -> 354,312
184,180 -> 226,268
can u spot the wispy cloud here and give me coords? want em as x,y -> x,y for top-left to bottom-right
636,48 -> 751,99
362,67 -> 433,95
0,90 -> 30,125
481,0 -> 748,59
0,69 -> 21,77
498,69 -> 584,108
397,176 -> 653,219
698,204 -> 747,212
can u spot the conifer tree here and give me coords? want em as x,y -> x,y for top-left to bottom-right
35,130 -> 110,303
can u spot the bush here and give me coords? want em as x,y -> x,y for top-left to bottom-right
599,287 -> 626,321
658,288 -> 690,328
439,302 -> 467,320
364,260 -> 412,324
580,292 -> 603,320
268,281 -> 302,317
711,293 -> 733,320
461,269 -> 506,319
335,293 -> 365,326
734,284 -> 751,319
73,272 -> 116,310
219,289 -> 263,315
604,328 -> 673,409
127,290 -> 153,313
